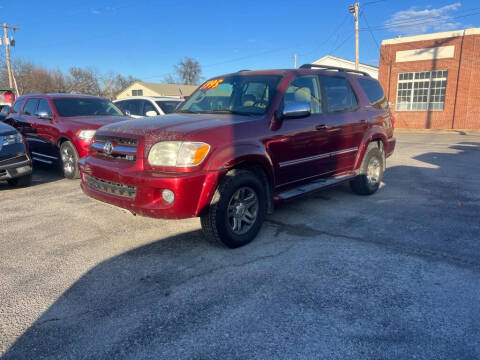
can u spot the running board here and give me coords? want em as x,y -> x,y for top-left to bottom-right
275,174 -> 355,200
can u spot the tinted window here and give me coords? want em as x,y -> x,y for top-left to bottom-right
12,100 -> 24,113
52,98 -> 123,117
156,101 -> 181,114
321,77 -> 358,112
358,79 -> 385,104
36,99 -> 53,117
22,99 -> 39,116
283,75 -> 322,114
122,100 -> 141,116
179,75 -> 281,116
142,100 -> 158,116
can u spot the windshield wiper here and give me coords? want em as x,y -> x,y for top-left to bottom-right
177,109 -> 199,114
208,110 -> 254,116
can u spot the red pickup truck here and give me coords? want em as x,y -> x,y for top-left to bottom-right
80,66 -> 395,248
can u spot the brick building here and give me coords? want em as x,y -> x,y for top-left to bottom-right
378,28 -> 480,129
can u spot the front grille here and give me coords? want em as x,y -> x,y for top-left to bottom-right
85,175 -> 137,199
0,154 -> 29,167
91,136 -> 138,161
95,135 -> 138,146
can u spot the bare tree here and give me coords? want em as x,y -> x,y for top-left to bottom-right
101,73 -> 139,100
174,57 -> 202,85
68,67 -> 102,95
162,74 -> 178,84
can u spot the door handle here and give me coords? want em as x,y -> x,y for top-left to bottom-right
315,124 -> 328,130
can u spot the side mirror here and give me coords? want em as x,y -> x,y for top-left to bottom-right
281,101 -> 311,119
36,111 -> 52,120
146,110 -> 157,117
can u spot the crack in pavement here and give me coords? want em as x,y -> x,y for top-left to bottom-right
265,219 -> 480,270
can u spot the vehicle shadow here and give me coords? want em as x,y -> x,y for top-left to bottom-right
2,141 -> 480,359
0,162 -> 63,190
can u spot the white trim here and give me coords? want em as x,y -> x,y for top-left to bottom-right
382,28 -> 480,45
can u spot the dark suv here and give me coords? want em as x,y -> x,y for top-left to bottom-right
5,94 -> 130,178
79,65 -> 396,248
0,121 -> 32,187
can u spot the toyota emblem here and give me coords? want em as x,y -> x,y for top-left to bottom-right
103,141 -> 114,155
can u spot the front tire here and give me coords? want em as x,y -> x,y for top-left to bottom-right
201,169 -> 267,248
350,142 -> 385,195
60,141 -> 80,179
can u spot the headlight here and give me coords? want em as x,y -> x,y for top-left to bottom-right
77,130 -> 96,141
148,141 -> 210,167
2,132 -> 23,146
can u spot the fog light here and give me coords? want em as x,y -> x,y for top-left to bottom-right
162,189 -> 175,204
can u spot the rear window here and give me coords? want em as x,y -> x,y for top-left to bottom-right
52,98 -> 123,117
358,79 -> 385,105
156,101 -> 181,114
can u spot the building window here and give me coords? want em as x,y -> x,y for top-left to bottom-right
132,89 -> 143,96
396,70 -> 447,111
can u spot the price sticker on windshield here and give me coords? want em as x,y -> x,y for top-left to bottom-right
200,79 -> 224,90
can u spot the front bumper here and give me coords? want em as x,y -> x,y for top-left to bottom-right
79,157 -> 223,219
0,153 -> 32,180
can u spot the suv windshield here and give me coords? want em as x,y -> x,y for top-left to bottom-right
178,75 -> 282,115
53,98 -> 123,117
156,101 -> 181,114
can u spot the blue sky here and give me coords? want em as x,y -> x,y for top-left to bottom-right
4,0 -> 480,81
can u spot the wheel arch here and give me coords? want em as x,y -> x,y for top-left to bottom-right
354,128 -> 387,170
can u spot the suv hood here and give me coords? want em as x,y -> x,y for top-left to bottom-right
67,115 -> 131,128
0,121 -> 17,135
97,113 -> 259,141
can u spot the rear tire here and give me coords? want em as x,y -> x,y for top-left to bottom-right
201,169 -> 267,248
60,141 -> 80,179
8,173 -> 32,187
350,142 -> 385,195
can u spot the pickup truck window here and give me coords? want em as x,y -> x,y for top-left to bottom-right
178,75 -> 282,116
53,98 -> 123,117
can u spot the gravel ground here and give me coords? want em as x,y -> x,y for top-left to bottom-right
1,131 -> 479,359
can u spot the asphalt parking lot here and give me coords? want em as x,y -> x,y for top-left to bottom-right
1,131 -> 479,359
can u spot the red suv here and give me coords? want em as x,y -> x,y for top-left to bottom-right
79,65 -> 395,248
5,94 -> 130,178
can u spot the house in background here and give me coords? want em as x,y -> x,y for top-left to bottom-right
312,55 -> 379,79
379,28 -> 480,129
117,81 -> 198,100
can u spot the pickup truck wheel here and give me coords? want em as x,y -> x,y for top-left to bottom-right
60,141 -> 80,179
350,142 -> 385,195
201,169 -> 266,248
8,173 -> 32,187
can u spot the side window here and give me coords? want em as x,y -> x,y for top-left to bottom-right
141,101 -> 158,116
357,79 -> 386,106
36,99 -> 53,117
22,99 -> 39,116
12,99 -> 25,114
124,100 -> 141,116
283,75 -> 322,114
114,100 -> 126,110
321,76 -> 358,112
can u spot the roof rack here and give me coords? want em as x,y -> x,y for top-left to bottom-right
299,64 -> 371,77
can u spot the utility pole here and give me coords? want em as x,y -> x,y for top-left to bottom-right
1,23 -> 20,90
294,54 -> 297,69
349,2 -> 360,70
